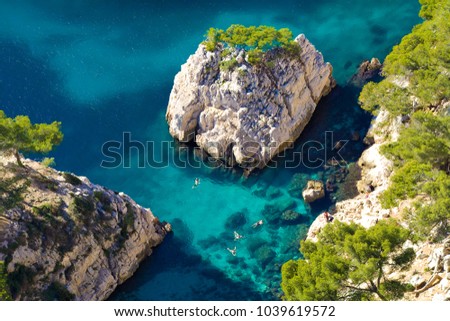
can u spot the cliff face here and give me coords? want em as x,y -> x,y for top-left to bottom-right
166,34 -> 334,170
307,109 -> 400,240
0,155 -> 167,300
306,107 -> 450,301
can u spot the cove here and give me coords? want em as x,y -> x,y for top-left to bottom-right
0,0 -> 421,300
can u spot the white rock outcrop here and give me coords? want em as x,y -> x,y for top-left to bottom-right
0,155 -> 168,300
302,180 -> 325,203
166,34 -> 334,170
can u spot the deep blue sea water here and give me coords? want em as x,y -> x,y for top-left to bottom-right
0,0 -> 420,300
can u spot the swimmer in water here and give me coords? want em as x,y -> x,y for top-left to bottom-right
192,178 -> 201,189
234,231 -> 244,241
251,219 -> 264,228
227,246 -> 237,256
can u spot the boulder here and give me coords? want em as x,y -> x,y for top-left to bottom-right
443,254 -> 450,273
281,210 -> 303,225
302,180 -> 325,203
254,245 -> 276,269
350,57 -> 382,87
428,248 -> 444,272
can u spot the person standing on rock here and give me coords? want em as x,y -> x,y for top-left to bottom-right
324,211 -> 334,223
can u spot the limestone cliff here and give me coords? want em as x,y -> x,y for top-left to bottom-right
166,34 -> 334,170
306,106 -> 450,300
0,155 -> 168,300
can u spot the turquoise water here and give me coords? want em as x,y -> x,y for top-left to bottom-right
0,0 -> 420,300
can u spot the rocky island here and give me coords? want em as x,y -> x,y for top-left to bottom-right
166,25 -> 334,170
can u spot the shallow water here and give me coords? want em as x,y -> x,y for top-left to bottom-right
0,0 -> 421,300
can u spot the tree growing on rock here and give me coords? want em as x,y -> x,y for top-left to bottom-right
202,25 -> 300,64
0,110 -> 63,167
281,220 -> 415,301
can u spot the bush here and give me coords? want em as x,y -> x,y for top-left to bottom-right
0,261 -> 12,301
34,175 -> 58,191
43,282 -> 75,301
72,195 -> 95,217
202,25 -> 301,67
247,48 -> 263,65
94,190 -> 113,212
219,58 -> 238,72
120,202 -> 136,241
0,177 -> 28,211
33,203 -> 60,217
41,157 -> 55,168
7,264 -> 36,298
63,172 -> 82,186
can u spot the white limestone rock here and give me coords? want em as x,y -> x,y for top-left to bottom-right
166,34 -> 334,170
0,155 -> 167,301
302,180 -> 325,203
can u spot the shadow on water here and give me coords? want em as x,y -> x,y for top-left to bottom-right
109,219 -> 268,301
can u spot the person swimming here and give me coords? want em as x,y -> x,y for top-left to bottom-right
227,246 -> 237,256
233,231 -> 244,241
192,177 -> 201,189
251,219 -> 264,228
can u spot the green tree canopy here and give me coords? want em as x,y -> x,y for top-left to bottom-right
359,0 -> 450,115
381,112 -> 450,170
0,261 -> 12,301
204,25 -> 297,52
281,220 -> 415,301
203,25 -> 300,66
358,0 -> 450,239
0,110 -> 63,167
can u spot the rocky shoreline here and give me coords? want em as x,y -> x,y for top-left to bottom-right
0,155 -> 168,300
305,104 -> 450,300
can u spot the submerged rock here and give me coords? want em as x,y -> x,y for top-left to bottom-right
281,210 -> 303,225
252,185 -> 282,200
166,34 -> 334,170
266,186 -> 282,200
302,180 -> 325,203
254,245 -> 276,269
246,237 -> 268,253
262,197 -> 296,224
224,210 -> 248,230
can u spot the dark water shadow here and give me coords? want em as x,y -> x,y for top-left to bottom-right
109,221 -> 269,301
